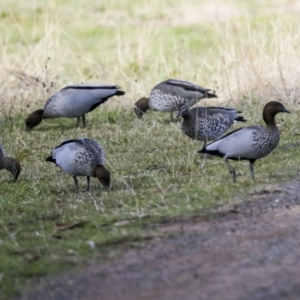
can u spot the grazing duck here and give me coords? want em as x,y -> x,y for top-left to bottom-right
25,84 -> 125,129
134,79 -> 217,121
0,143 -> 22,180
177,104 -> 247,148
46,138 -> 110,191
198,101 -> 290,182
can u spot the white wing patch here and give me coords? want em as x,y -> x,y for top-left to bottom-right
52,142 -> 78,175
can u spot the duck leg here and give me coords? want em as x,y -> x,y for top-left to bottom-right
73,176 -> 79,189
82,114 -> 86,128
86,176 -> 90,191
224,157 -> 236,182
249,159 -> 256,180
170,111 -> 174,122
76,117 -> 80,128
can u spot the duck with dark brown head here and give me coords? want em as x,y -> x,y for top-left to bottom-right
25,84 -> 125,130
134,79 -> 217,121
198,101 -> 290,182
0,143 -> 22,181
46,138 -> 110,191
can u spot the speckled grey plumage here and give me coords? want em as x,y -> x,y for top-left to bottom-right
46,138 -> 108,190
81,138 -> 105,161
177,104 -> 246,147
205,125 -> 280,159
134,79 -> 217,121
198,101 -> 290,182
149,79 -> 217,112
47,138 -> 105,177
44,84 -> 124,119
25,84 -> 124,129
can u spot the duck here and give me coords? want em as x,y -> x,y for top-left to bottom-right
134,79 -> 217,121
0,143 -> 22,180
46,138 -> 110,191
198,101 -> 290,182
25,84 -> 125,130
177,103 -> 247,148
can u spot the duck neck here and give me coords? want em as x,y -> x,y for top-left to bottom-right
36,109 -> 45,119
266,122 -> 277,130
94,165 -> 110,188
263,111 -> 277,129
0,156 -> 4,170
139,98 -> 149,113
0,156 -> 10,171
181,106 -> 192,121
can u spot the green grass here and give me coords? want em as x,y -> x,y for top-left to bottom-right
1,104 -> 300,298
1,0 -> 300,298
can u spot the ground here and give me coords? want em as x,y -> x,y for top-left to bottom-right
2,1 -> 300,299
18,177 -> 300,300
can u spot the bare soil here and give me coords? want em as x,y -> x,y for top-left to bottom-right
19,179 -> 300,300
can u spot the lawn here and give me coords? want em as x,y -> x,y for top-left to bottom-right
1,0 -> 300,298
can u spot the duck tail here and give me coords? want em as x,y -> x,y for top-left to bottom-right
45,156 -> 55,163
198,141 -> 224,157
206,92 -> 217,98
198,147 -> 223,157
235,116 -> 247,122
197,146 -> 207,154
115,89 -> 125,96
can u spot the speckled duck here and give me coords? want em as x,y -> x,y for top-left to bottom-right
134,79 -> 217,121
198,101 -> 290,182
46,138 -> 110,191
177,103 -> 247,148
25,84 -> 125,129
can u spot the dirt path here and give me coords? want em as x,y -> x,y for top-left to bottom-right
20,179 -> 300,300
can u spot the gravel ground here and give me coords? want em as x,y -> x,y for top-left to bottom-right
19,179 -> 300,300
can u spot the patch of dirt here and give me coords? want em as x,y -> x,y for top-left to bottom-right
20,179 -> 300,300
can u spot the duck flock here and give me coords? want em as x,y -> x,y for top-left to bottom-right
0,78 -> 290,189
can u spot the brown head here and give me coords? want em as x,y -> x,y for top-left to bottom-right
94,165 -> 110,189
176,103 -> 191,118
25,109 -> 44,130
134,97 -> 149,119
262,101 -> 290,127
0,156 -> 22,180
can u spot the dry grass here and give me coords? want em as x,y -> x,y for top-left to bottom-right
1,0 -> 300,116
1,0 -> 300,298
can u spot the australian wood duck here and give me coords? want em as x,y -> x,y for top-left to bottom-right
198,101 -> 290,182
0,143 -> 22,180
25,84 -> 125,129
177,104 -> 247,148
134,79 -> 217,121
46,138 -> 110,191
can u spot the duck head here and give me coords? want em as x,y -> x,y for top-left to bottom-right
94,165 -> 110,189
0,156 -> 22,180
263,101 -> 290,127
25,109 -> 44,130
176,104 -> 191,118
134,97 -> 149,119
